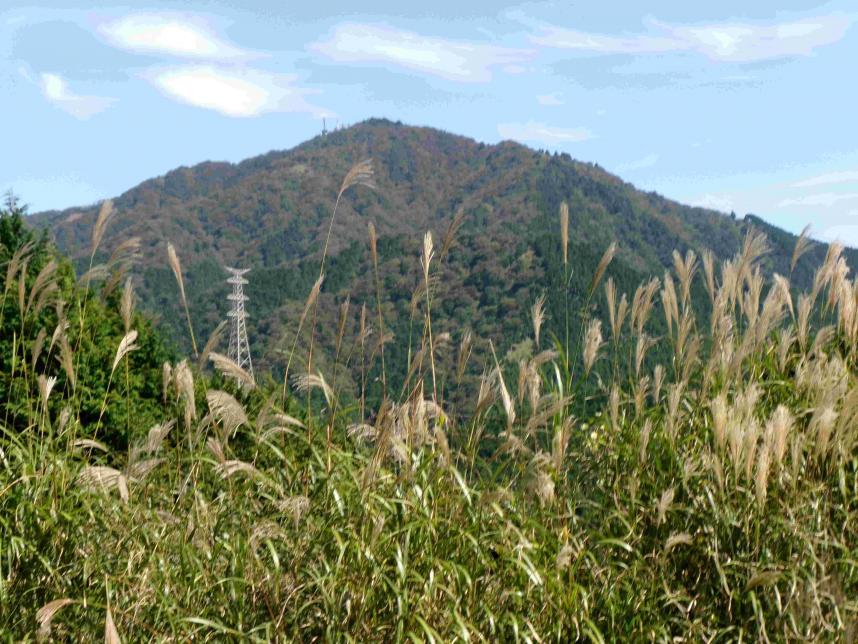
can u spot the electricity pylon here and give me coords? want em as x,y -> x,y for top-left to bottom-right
226,267 -> 254,382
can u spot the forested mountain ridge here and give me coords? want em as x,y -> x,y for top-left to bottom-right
28,118 -> 853,387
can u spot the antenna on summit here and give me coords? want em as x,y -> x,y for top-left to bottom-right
225,267 -> 254,384
322,117 -> 328,138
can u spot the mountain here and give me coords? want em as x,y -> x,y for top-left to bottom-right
28,118 -> 852,393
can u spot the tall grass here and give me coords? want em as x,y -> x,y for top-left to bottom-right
2,182 -> 858,641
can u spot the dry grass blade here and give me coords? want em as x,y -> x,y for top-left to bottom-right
36,598 -> 74,640
209,352 -> 255,388
664,533 -> 693,554
215,459 -> 261,480
105,607 -> 122,644
111,330 -> 139,375
73,438 -> 109,453
489,340 -> 515,428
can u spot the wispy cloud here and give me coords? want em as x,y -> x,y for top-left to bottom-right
528,13 -> 851,63
616,153 -> 659,172
792,169 -> 858,188
39,72 -> 115,119
692,193 -> 735,212
778,192 -> 858,208
98,13 -> 252,60
146,66 -> 330,118
536,92 -> 563,106
497,120 -> 592,145
309,23 -> 533,82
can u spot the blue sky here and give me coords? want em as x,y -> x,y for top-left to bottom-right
3,1 -> 858,244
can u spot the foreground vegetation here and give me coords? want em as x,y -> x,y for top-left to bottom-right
2,177 -> 857,640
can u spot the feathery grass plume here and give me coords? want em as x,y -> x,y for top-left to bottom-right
777,328 -> 795,372
3,239 -> 33,297
766,405 -> 793,468
292,372 -> 334,407
110,330 -> 138,375
166,242 -> 198,357
609,384 -> 620,432
811,405 -> 838,458
318,159 -> 374,276
582,318 -> 603,376
76,465 -> 129,502
173,359 -> 196,429
215,459 -> 262,480
605,278 -> 617,338
456,329 -> 473,381
772,274 -> 794,319
633,376 -> 650,417
742,418 -> 762,480
206,390 -> 248,442
119,277 -> 134,333
37,374 -> 57,411
91,199 -> 114,257
589,242 -> 616,297
661,272 -> 679,337
665,532 -> 693,555
634,334 -> 655,378
31,327 -> 46,370
631,277 -> 660,336
710,393 -> 728,452
639,418 -> 652,464
559,201 -> 569,267
161,362 -> 172,404
797,293 -> 812,352
737,229 -> 770,283
57,334 -> 75,390
440,207 -> 466,261
489,340 -> 515,428
755,442 -> 771,506
672,249 -> 698,307
36,598 -> 74,641
702,249 -> 716,306
197,320 -> 226,370
209,352 -> 255,389
665,383 -> 684,441
652,364 -> 665,403
791,224 -> 813,274
24,259 -> 57,317
275,496 -> 311,528
531,294 -> 546,348
656,487 -> 675,526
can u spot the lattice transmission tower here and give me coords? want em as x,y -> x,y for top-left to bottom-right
226,267 -> 254,382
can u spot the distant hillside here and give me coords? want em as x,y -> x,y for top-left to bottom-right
28,118 -> 852,394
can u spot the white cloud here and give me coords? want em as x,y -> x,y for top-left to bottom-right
818,224 -> 858,246
146,66 -> 331,118
309,23 -> 533,82
497,120 -> 592,145
536,92 -> 563,106
616,153 -> 659,172
792,169 -> 858,188
99,13 -> 251,59
529,13 -> 850,62
692,193 -> 735,212
39,73 -> 115,119
778,192 -> 858,208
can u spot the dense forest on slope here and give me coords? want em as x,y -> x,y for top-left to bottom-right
29,119 -> 854,402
